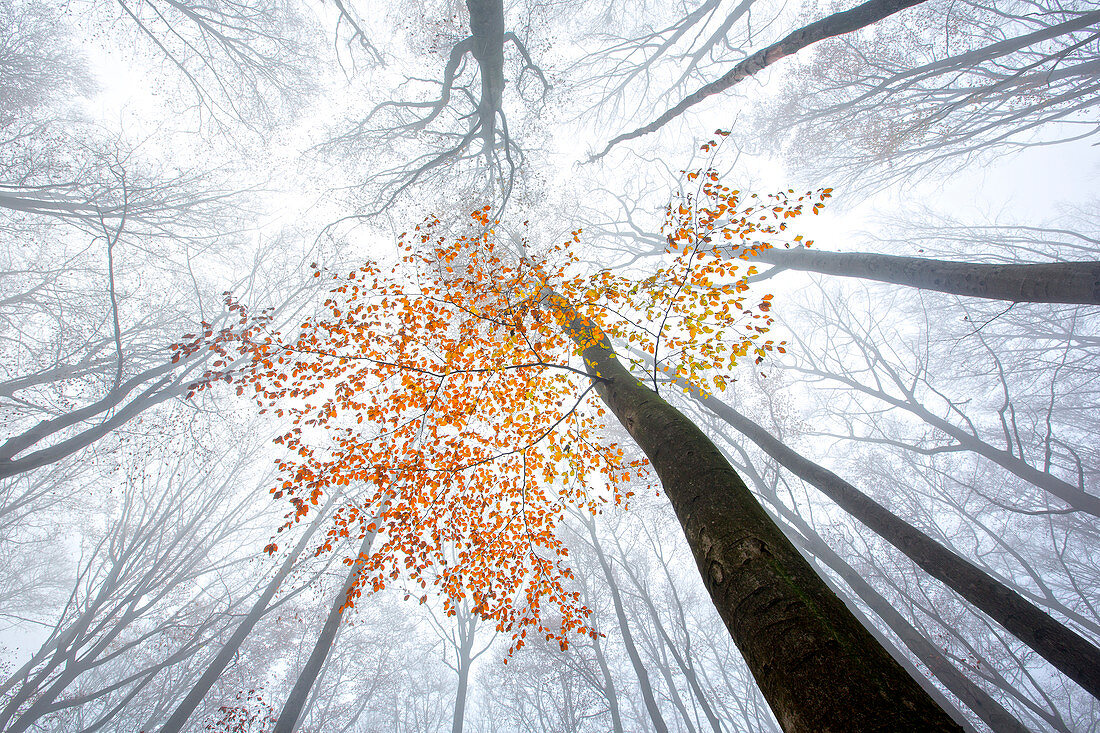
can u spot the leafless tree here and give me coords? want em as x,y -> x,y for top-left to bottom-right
587,0 -> 931,161
750,0 -> 1100,189
0,428 -> 276,732
315,0 -> 550,217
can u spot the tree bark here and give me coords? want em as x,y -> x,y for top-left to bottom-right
548,294 -> 961,731
748,247 -> 1100,304
451,609 -> 477,733
682,381 -> 1100,700
727,442 -> 1032,733
466,0 -> 505,151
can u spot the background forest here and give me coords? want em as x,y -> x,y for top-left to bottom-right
1,0 -> 1099,730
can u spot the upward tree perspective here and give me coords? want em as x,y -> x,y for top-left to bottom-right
221,178 -> 960,730
2,0 -> 1099,730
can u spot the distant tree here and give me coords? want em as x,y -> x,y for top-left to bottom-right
317,0 -> 549,216
588,0 -> 931,161
0,434 -> 272,733
780,288 -> 1100,517
159,495 -> 337,733
585,175 -> 1100,304
750,1 -> 1100,188
270,515 -> 383,733
659,365 -> 1100,698
421,590 -> 496,733
570,0 -> 770,129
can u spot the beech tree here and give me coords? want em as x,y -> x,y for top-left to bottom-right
0,430 -> 274,732
4,0 -> 1099,729
749,0 -> 1100,188
653,365 -> 1100,698
225,174 -> 963,730
584,178 -> 1100,305
716,436 -> 1034,732
587,0 -> 932,161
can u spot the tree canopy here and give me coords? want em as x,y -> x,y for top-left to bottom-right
2,0 -> 1099,730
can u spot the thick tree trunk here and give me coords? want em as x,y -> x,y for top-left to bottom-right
683,381 -> 1100,700
273,525 -> 379,733
466,0 -> 505,152
749,247 -> 1100,304
727,443 -> 1031,733
549,295 -> 960,731
160,500 -> 334,733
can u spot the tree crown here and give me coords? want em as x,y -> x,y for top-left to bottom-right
231,165 -> 829,651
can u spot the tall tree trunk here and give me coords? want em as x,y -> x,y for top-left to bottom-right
651,627 -> 700,733
682,379 -> 1100,700
549,295 -> 960,731
273,523 -> 380,733
451,609 -> 476,733
160,499 -> 334,733
748,247 -> 1100,304
613,536 -> 729,733
466,0 -> 505,152
726,442 -> 1031,733
589,619 -> 626,733
585,517 -> 670,733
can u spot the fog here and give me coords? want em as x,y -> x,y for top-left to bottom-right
1,0 -> 1098,730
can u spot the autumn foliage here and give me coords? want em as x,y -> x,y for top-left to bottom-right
221,163 -> 830,651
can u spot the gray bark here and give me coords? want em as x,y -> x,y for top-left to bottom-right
682,380 -> 1100,700
590,0 -> 931,160
589,622 -> 626,733
585,517 -> 670,733
749,246 -> 1100,304
159,499 -> 334,733
273,524 -> 379,733
551,294 -> 961,731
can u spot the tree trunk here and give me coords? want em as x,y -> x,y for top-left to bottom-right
589,619 -> 626,733
160,499 -> 334,733
451,610 -> 476,733
585,517 -> 670,733
749,247 -> 1100,304
683,381 -> 1100,700
273,524 -> 379,733
727,442 -> 1031,733
466,0 -> 505,152
549,295 -> 960,731
451,664 -> 470,733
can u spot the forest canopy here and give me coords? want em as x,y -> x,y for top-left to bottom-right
1,0 -> 1099,731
